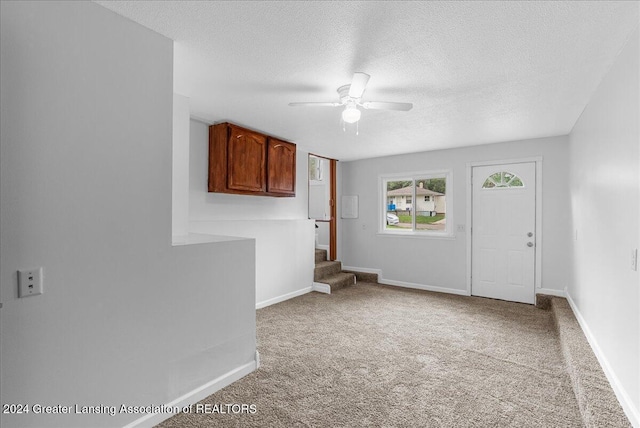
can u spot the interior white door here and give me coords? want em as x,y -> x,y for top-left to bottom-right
472,162 -> 536,304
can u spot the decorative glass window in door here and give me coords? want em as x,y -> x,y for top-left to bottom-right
482,171 -> 524,189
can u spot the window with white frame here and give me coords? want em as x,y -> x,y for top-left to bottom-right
382,170 -> 451,236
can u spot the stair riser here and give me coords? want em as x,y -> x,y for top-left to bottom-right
315,250 -> 327,263
314,262 -> 342,281
348,272 -> 378,283
327,275 -> 355,292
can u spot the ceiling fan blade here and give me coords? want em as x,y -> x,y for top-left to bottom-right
361,101 -> 413,111
288,102 -> 341,107
348,72 -> 370,98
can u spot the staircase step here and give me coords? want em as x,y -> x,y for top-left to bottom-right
315,249 -> 327,263
317,271 -> 356,292
344,270 -> 378,283
314,260 -> 342,281
535,294 -> 553,310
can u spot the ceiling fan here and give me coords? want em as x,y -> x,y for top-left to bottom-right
288,72 -> 413,125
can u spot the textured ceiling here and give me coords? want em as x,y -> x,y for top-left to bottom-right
95,1 -> 638,161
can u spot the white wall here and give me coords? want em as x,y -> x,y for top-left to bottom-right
190,220 -> 314,308
339,136 -> 571,294
172,93 -> 190,238
316,221 -> 330,249
0,3 -> 256,427
189,120 -> 314,307
309,182 -> 330,220
568,26 -> 639,425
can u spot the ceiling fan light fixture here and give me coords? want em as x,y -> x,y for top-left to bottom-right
342,105 -> 361,123
289,72 -> 412,129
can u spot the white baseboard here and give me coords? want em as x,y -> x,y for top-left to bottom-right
565,289 -> 639,427
342,266 -> 382,276
536,287 -> 566,297
316,244 -> 329,252
123,359 -> 257,428
312,282 -> 331,294
256,286 -> 312,309
379,278 -> 469,296
343,265 -> 467,297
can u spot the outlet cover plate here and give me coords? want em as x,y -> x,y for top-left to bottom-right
18,267 -> 43,297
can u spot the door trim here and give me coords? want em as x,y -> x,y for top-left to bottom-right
465,157 -> 543,298
329,159 -> 337,261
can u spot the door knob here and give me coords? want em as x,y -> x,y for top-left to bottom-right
527,232 -> 533,237
527,242 -> 534,247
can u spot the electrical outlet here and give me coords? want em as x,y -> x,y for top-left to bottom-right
18,267 -> 43,297
456,224 -> 465,232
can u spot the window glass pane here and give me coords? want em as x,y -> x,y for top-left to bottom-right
309,157 -> 317,180
482,171 -> 523,188
309,156 -> 324,181
386,180 -> 413,230
415,178 -> 446,231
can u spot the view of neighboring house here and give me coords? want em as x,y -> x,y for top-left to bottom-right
387,183 -> 445,215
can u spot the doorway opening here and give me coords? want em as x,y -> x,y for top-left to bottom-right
309,154 -> 337,260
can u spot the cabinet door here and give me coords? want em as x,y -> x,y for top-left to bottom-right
267,138 -> 296,196
227,125 -> 266,192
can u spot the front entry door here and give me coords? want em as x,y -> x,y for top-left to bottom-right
472,162 -> 536,304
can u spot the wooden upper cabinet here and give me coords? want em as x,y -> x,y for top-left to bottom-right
208,122 -> 296,197
228,125 -> 266,192
267,138 -> 296,196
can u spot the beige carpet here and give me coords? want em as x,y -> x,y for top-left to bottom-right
552,298 -> 630,427
159,283 -> 584,427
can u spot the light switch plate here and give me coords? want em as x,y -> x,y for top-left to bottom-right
632,249 -> 638,272
18,267 -> 43,297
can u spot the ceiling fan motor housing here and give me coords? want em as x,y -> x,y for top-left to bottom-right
337,84 -> 357,104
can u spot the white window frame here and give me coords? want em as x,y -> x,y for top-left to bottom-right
379,169 -> 453,238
